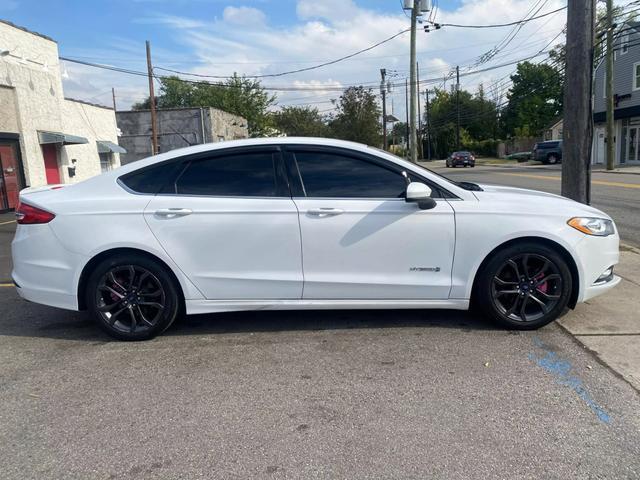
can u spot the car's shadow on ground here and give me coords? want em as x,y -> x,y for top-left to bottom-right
1,290 -> 499,341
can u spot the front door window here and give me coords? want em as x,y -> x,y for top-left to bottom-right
626,126 -> 640,164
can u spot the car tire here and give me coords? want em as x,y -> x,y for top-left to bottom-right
547,154 -> 559,165
475,242 -> 572,330
85,253 -> 181,340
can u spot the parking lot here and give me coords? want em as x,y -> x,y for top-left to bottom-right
1,210 -> 640,479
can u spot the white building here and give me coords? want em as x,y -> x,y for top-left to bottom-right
0,20 -> 125,212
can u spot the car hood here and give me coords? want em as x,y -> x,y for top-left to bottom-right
472,184 -> 611,219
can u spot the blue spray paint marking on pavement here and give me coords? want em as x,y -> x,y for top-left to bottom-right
529,337 -> 612,424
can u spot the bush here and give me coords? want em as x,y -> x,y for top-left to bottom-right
462,139 -> 499,157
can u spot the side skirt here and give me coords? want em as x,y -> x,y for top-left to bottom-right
185,299 -> 470,315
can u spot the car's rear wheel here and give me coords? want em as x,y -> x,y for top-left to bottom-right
86,254 -> 180,340
475,243 -> 572,329
547,154 -> 559,164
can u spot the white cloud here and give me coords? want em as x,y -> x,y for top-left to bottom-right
61,0 -> 568,118
296,0 -> 359,22
223,6 -> 267,26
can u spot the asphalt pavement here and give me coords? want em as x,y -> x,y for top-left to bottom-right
425,162 -> 640,248
1,288 -> 640,479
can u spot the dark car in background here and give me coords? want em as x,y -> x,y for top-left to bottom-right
446,151 -> 475,168
533,140 -> 562,164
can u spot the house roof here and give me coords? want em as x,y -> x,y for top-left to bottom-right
0,19 -> 56,43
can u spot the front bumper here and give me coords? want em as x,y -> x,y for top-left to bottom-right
574,231 -> 621,303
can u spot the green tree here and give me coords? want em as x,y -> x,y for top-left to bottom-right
328,86 -> 381,146
132,75 -> 277,137
501,62 -> 563,138
271,106 -> 327,137
426,87 -> 498,158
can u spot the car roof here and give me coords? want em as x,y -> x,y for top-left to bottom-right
115,137 -> 380,174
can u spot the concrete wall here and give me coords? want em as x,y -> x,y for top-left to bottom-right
59,99 -> 122,182
207,108 -> 248,142
0,86 -> 19,133
117,107 -> 249,164
0,20 -> 122,187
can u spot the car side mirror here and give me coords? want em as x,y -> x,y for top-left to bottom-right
405,182 -> 437,210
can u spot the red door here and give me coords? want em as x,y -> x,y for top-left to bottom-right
0,143 -> 21,210
42,144 -> 60,184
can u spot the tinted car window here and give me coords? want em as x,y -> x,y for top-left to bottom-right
294,151 -> 406,198
173,152 -> 277,197
119,162 -> 180,194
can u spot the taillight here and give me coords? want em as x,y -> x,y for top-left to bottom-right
15,202 -> 56,224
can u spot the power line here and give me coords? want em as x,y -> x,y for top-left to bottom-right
429,6 -> 567,29
155,28 -> 411,79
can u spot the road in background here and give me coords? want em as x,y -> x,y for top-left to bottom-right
427,163 -> 640,247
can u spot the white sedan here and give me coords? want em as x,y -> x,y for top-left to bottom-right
12,138 -> 620,340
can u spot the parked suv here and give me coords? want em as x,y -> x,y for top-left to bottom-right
533,140 -> 562,164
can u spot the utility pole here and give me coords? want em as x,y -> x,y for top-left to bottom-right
425,89 -> 432,160
405,78 -> 410,158
605,0 -> 615,171
562,0 -> 595,204
456,65 -> 461,150
417,61 -> 423,160
146,40 -> 159,156
381,68 -> 388,150
409,1 -> 419,162
111,87 -> 117,112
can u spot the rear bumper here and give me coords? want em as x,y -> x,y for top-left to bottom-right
451,160 -> 475,166
11,224 -> 84,311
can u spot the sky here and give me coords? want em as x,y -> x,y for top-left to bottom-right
0,0 -> 635,118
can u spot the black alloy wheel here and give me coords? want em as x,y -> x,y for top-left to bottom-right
476,243 -> 572,329
491,254 -> 562,322
87,254 -> 180,340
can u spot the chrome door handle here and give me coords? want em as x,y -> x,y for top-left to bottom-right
155,208 -> 193,218
307,208 -> 344,217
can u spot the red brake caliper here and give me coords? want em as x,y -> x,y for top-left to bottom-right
534,273 -> 548,294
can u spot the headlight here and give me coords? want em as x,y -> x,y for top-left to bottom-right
567,217 -> 615,236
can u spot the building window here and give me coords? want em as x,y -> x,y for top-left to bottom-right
621,33 -> 629,55
634,63 -> 640,91
99,153 -> 113,173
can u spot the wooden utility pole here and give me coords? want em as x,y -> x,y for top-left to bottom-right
417,61 -> 423,160
562,0 -> 595,204
605,0 -> 615,170
111,88 -> 117,112
146,40 -> 159,156
381,68 -> 387,150
425,89 -> 432,160
409,1 -> 419,162
405,78 -> 410,158
456,65 -> 461,150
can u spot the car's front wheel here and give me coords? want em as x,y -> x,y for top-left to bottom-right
475,242 -> 572,329
86,253 -> 181,340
